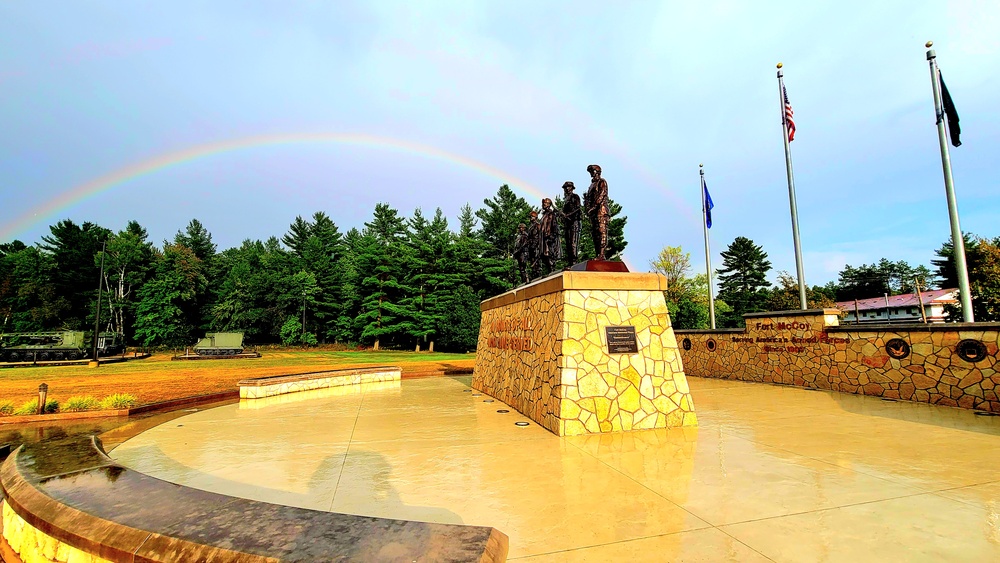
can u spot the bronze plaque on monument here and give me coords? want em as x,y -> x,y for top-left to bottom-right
605,325 -> 638,354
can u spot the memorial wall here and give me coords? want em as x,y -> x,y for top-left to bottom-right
676,309 -> 1000,412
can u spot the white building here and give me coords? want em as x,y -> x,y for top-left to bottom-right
836,288 -> 958,324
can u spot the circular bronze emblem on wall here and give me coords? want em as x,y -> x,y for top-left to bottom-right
885,338 -> 910,360
706,338 -> 717,352
682,338 -> 692,351
956,339 -> 988,363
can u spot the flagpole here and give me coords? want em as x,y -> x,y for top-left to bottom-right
700,164 -> 716,329
925,41 -> 974,322
777,62 -> 807,310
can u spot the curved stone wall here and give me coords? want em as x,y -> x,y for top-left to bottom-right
677,309 -> 1000,412
0,433 -> 508,562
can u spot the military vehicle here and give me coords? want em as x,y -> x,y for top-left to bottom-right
192,332 -> 244,356
0,331 -> 124,363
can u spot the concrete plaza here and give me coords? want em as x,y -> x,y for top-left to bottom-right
112,376 -> 1000,561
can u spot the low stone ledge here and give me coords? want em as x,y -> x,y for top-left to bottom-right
0,434 -> 508,562
238,366 -> 401,399
827,322 -> 1000,333
480,270 -> 666,312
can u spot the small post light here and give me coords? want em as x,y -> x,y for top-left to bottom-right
37,383 -> 49,415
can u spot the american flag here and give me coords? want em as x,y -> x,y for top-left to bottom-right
783,86 -> 796,142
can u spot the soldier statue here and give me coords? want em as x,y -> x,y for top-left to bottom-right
538,198 -> 561,275
584,164 -> 610,260
560,181 -> 582,263
512,223 -> 532,284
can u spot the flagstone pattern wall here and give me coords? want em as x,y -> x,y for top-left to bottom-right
676,309 -> 1000,412
3,501 -> 112,563
473,271 -> 696,436
237,366 -> 400,399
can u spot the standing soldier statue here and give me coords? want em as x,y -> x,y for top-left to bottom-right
560,181 -> 582,263
585,164 -> 609,260
513,223 -> 531,284
538,198 -> 561,275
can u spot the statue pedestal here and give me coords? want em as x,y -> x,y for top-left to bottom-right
473,271 -> 697,436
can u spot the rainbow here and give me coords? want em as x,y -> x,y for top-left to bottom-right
0,132 -> 551,241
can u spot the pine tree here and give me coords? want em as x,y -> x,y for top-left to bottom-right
39,219 -> 112,329
716,237 -> 772,327
355,204 -> 414,349
281,216 -> 313,257
476,185 -> 533,284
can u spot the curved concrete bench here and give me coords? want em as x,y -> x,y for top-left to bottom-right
1,434 -> 508,562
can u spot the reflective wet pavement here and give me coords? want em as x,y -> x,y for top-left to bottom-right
111,376 -> 1000,561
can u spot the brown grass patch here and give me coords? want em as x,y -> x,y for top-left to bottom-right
0,350 -> 475,407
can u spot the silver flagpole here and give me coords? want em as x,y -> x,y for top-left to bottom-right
926,41 -> 974,322
777,63 -> 807,310
700,164 -> 716,329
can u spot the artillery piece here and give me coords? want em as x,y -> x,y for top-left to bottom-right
0,331 -> 124,363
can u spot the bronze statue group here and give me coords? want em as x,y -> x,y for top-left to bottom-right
513,164 -> 610,284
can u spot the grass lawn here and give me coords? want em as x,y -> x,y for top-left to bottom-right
0,350 -> 476,407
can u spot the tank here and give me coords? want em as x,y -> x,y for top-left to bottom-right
0,331 -> 124,363
192,332 -> 244,356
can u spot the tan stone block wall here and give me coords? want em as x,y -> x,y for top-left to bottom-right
473,272 -> 696,436
474,290 -> 564,433
2,501 -> 111,563
677,310 -> 1000,412
559,289 -> 695,435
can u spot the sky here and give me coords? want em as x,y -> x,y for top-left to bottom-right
1,1 -> 998,286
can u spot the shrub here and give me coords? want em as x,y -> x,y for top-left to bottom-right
100,393 -> 138,410
0,401 -> 14,416
64,396 -> 100,412
12,400 -> 36,416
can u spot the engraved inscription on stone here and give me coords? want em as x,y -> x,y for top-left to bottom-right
605,325 -> 639,354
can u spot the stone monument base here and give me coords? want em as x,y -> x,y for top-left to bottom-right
473,270 -> 696,436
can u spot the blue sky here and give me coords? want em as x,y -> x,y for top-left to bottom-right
1,1 -> 998,285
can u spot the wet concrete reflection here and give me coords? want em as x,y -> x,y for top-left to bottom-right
109,376 -> 1000,561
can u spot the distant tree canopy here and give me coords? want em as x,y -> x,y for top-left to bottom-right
0,185 -> 630,351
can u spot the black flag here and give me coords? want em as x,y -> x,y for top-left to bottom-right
939,71 -> 961,147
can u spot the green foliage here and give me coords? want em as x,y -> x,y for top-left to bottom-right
932,233 -> 979,291
12,399 -> 38,415
651,245 -> 717,329
134,243 -> 208,346
938,235 -> 1000,322
767,271 -> 837,311
64,396 -> 100,411
716,237 -> 772,327
38,219 -> 111,329
0,401 -> 14,416
2,189 -> 631,349
100,393 -> 138,410
836,258 -> 934,301
99,221 -> 155,342
476,184 -> 533,284
279,317 -> 317,346
12,398 -> 58,415
436,285 -> 482,352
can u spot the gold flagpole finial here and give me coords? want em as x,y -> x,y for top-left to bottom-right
699,163 -> 704,168
776,62 -> 783,69
925,41 -> 933,48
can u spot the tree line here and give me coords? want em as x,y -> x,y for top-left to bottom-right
0,185 -> 627,351
653,232 -> 1000,329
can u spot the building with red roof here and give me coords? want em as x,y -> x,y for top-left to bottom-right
836,288 -> 958,324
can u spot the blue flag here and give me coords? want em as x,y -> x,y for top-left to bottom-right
703,181 -> 714,229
